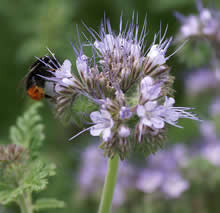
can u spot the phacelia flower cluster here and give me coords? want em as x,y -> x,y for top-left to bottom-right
40,16 -> 199,159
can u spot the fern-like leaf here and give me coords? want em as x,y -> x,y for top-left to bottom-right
22,160 -> 56,192
0,103 -> 64,211
9,103 -> 45,156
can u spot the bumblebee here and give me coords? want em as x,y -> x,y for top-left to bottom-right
25,55 -> 60,101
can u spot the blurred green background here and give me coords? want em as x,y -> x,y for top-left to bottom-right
1,0 -> 220,212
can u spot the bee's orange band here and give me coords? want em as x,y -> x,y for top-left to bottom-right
27,86 -> 44,101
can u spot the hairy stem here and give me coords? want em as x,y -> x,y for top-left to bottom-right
98,155 -> 120,213
18,191 -> 33,213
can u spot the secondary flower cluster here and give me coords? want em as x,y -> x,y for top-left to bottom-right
42,16 -> 198,159
78,145 -> 135,206
175,1 -> 220,39
77,143 -> 190,206
175,1 -> 220,58
77,121 -> 220,206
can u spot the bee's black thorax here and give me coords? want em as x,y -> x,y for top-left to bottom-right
26,56 -> 60,90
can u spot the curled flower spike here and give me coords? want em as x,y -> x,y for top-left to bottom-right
34,15 -> 199,159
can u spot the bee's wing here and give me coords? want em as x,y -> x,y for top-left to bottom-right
17,63 -> 36,98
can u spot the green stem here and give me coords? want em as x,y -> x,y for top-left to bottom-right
98,155 -> 120,213
18,191 -> 33,213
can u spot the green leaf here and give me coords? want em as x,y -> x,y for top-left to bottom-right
0,103 -> 59,208
0,188 -> 24,205
33,198 -> 65,211
0,160 -> 56,205
9,103 -> 44,155
22,160 -> 56,192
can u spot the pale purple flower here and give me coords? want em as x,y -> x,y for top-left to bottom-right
200,143 -> 220,166
90,110 -> 114,142
178,15 -> 200,38
137,76 -> 198,134
189,120 -> 220,167
176,2 -> 220,42
209,98 -> 220,116
137,101 -> 165,129
200,121 -> 218,141
170,144 -> 189,167
139,76 -> 161,103
136,169 -> 163,193
93,20 -> 144,87
112,185 -> 126,207
78,145 -> 106,196
118,125 -> 130,138
51,59 -> 82,90
136,144 -> 189,198
54,59 -> 72,79
147,38 -> 172,69
119,106 -> 132,120
199,8 -> 219,36
161,173 -> 189,198
78,145 -> 135,206
214,67 -> 220,81
185,69 -> 217,96
76,54 -> 92,79
148,147 -> 182,171
113,161 -> 136,206
94,31 -> 142,65
137,76 -> 163,129
159,97 -> 199,127
36,56 -> 82,121
137,96 -> 198,132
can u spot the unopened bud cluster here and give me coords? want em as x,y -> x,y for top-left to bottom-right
0,144 -> 27,163
0,144 -> 28,184
44,16 -> 198,159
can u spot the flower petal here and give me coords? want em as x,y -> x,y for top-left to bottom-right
56,59 -> 72,78
76,55 -> 89,74
90,111 -> 102,123
168,110 -> 179,122
142,118 -> 152,127
149,86 -> 161,100
100,110 -> 112,120
164,97 -> 175,107
102,128 -> 112,141
141,76 -> 154,90
144,101 -> 158,111
137,105 -> 146,117
90,125 -> 104,136
151,117 -> 164,129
